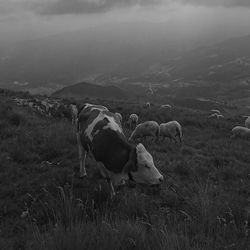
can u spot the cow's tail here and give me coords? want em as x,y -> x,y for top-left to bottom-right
70,104 -> 80,132
75,107 -> 81,133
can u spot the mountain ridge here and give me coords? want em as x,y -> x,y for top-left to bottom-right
51,81 -> 132,100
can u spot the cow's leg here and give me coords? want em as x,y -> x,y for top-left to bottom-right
80,150 -> 87,177
107,177 -> 116,198
76,132 -> 87,177
98,163 -> 116,197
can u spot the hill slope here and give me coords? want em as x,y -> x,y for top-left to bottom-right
0,90 -> 249,249
98,34 -> 250,84
51,82 -> 131,100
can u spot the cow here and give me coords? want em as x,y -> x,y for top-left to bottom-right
75,104 -> 163,195
80,103 -> 108,113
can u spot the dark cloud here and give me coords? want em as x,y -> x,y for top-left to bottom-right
34,0 -> 162,15
1,0 -> 249,17
180,0 -> 250,8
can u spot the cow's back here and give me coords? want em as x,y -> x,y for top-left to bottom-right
78,107 -> 129,172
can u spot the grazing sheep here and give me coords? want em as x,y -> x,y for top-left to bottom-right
244,116 -> 250,129
230,126 -> 250,140
128,114 -> 139,129
146,102 -> 151,108
208,113 -> 217,119
210,109 -> 220,114
159,121 -> 182,146
129,121 -> 159,142
208,113 -> 224,119
115,112 -> 123,126
217,114 -> 224,119
160,104 -> 172,109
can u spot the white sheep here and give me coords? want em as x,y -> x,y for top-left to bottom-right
115,112 -> 123,126
210,109 -> 220,114
160,104 -> 172,109
129,121 -> 159,142
217,114 -> 224,119
244,116 -> 250,129
208,113 -> 224,119
146,102 -> 151,108
230,126 -> 250,140
128,113 -> 139,130
159,121 -> 182,146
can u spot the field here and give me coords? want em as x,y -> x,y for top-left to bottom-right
0,90 -> 249,250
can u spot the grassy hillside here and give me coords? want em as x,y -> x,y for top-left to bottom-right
0,90 -> 249,249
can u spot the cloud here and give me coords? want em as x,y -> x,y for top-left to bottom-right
32,0 -> 250,16
180,0 -> 250,8
0,0 -> 250,17
33,0 -> 163,15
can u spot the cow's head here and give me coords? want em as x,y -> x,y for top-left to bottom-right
124,143 -> 163,185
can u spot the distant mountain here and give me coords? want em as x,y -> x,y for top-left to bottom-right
96,34 -> 250,104
52,82 -> 131,100
1,26 -> 250,103
0,22 -> 181,94
98,34 -> 250,85
165,34 -> 250,83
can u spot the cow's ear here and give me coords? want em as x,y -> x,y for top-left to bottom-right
124,147 -> 137,173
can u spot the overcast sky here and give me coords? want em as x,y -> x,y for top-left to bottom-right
1,0 -> 250,45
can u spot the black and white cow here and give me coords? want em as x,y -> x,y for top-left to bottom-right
75,103 -> 163,195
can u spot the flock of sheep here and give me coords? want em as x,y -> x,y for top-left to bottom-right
113,107 -> 183,147
208,108 -> 250,140
115,104 -> 250,146
195,107 -> 250,141
12,96 -> 250,143
208,109 -> 224,119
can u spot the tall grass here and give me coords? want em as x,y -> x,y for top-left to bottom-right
0,95 -> 249,250
28,177 -> 249,250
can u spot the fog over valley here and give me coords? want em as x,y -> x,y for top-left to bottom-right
1,0 -> 250,103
